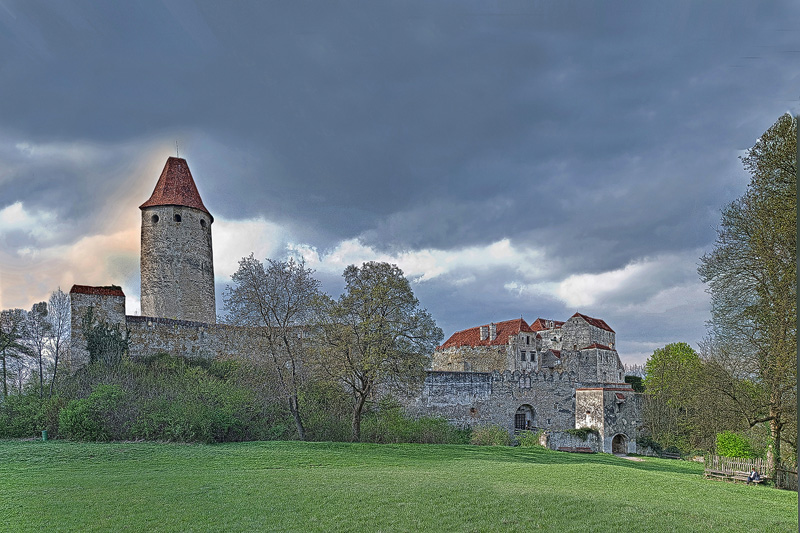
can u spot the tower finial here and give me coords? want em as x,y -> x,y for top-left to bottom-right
176,140 -> 179,158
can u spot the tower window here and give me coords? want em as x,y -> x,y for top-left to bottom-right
174,214 -> 182,222
521,351 -> 526,361
200,219 -> 206,228
151,215 -> 159,223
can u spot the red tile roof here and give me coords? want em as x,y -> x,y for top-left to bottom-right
580,343 -> 615,351
571,312 -> 614,333
439,318 -> 532,349
70,284 -> 125,297
530,318 -> 564,331
140,157 -> 212,219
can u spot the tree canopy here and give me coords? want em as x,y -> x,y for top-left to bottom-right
698,113 -> 797,469
317,261 -> 443,441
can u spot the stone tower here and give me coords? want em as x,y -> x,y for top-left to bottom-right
139,157 -> 216,324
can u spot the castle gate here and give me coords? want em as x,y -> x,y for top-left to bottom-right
514,404 -> 535,431
612,434 -> 627,454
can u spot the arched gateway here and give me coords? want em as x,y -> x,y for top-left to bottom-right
514,404 -> 535,431
612,434 -> 627,454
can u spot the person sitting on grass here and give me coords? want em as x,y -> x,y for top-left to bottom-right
746,469 -> 761,485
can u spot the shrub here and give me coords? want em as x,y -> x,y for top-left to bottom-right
59,384 -> 127,441
565,427 -> 599,441
515,429 -> 543,447
470,424 -> 511,446
636,435 -> 662,455
360,398 -> 470,445
0,393 -> 52,438
716,431 -> 754,458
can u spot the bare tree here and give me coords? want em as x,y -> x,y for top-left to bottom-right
47,288 -> 71,397
224,254 -> 322,440
23,302 -> 51,398
0,309 -> 29,397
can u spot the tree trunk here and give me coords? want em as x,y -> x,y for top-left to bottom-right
49,351 -> 59,398
351,392 -> 368,442
38,355 -> 44,399
2,351 -> 6,397
289,394 -> 306,441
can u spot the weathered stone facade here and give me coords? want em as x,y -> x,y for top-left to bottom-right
406,314 -> 642,453
69,285 -> 126,368
140,157 -> 216,324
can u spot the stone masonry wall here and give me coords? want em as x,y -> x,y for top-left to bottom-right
140,205 -> 216,324
403,370 -> 606,432
126,315 -> 268,361
560,316 -> 615,351
69,290 -> 126,368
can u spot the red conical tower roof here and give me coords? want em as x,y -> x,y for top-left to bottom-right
140,157 -> 212,220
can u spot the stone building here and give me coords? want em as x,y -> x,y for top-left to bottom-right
69,157 -> 266,368
68,155 -> 641,453
402,314 -> 641,453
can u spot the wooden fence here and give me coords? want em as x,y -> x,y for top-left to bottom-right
704,455 -> 798,491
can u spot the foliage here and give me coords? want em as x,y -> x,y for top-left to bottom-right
698,113 -> 797,471
624,375 -> 644,392
636,435 -> 662,455
641,342 -> 722,452
565,427 -> 599,441
360,397 -> 470,445
715,431 -> 755,459
316,261 -> 443,441
469,424 -> 512,446
0,393 -> 62,438
0,308 -> 29,397
59,384 -> 127,441
515,429 -> 544,447
81,306 -> 129,366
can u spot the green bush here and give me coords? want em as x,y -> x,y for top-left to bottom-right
716,431 -> 754,458
59,384 -> 127,441
565,427 -> 599,441
515,429 -> 543,447
470,424 -> 512,446
360,398 -> 470,445
636,435 -> 662,455
0,394 -> 57,438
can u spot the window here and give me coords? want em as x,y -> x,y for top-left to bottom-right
174,214 -> 182,222
200,219 -> 206,228
151,214 -> 159,223
520,351 -> 526,361
526,336 -> 530,345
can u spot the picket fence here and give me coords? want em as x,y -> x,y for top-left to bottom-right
704,455 -> 798,491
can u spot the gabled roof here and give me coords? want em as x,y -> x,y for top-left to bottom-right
580,343 -> 615,351
70,284 -> 125,297
571,312 -> 614,333
439,318 -> 532,349
140,157 -> 212,219
530,318 -> 564,331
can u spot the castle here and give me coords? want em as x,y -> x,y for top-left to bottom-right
69,157 -> 641,453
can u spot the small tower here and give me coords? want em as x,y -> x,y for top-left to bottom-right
139,157 -> 216,323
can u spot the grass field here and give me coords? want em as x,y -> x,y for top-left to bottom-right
1,440 -> 797,532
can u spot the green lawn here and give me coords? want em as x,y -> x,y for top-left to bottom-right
1,440 -> 797,532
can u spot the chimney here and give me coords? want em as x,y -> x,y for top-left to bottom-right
479,325 -> 488,341
489,322 -> 497,341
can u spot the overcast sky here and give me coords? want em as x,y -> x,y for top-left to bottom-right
1,1 -> 798,365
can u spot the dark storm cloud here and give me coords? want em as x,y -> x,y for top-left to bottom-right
1,1 -> 798,360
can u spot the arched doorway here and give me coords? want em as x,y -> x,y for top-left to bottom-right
514,404 -> 535,431
612,434 -> 627,454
